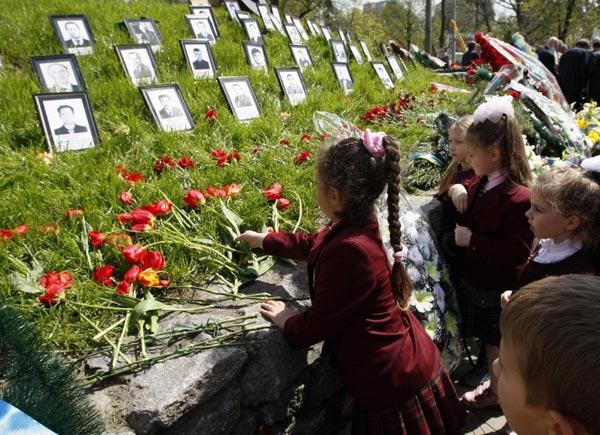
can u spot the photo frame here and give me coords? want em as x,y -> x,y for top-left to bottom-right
290,44 -> 312,72
241,18 -> 264,44
284,24 -> 302,45
114,44 -> 158,86
330,39 -> 348,63
331,62 -> 353,94
321,26 -> 332,42
49,15 -> 95,56
284,14 -> 293,24
275,67 -> 307,106
243,42 -> 268,70
271,4 -> 282,26
338,28 -> 346,43
124,18 -> 162,52
306,19 -> 317,37
348,44 -> 364,65
258,4 -> 275,31
312,22 -> 322,36
180,39 -> 216,79
371,61 -> 395,89
186,15 -> 217,45
224,0 -> 241,22
269,12 -> 286,36
359,40 -> 372,61
386,55 -> 404,81
292,17 -> 309,41
398,56 -> 410,73
218,76 -> 261,121
235,10 -> 251,22
34,92 -> 99,152
139,83 -> 195,132
189,6 -> 220,37
30,54 -> 86,93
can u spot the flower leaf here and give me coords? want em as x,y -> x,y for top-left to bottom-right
218,199 -> 243,236
7,269 -> 44,294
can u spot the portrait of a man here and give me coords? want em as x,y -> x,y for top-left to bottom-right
192,18 -> 215,43
332,41 -> 347,62
45,63 -> 82,92
333,64 -> 353,91
63,21 -> 92,48
244,20 -> 263,43
135,21 -> 161,46
192,47 -> 209,70
284,73 -> 303,95
231,83 -> 252,108
249,46 -> 266,68
157,94 -> 184,119
225,1 -> 240,21
285,25 -> 302,45
54,104 -> 88,135
127,51 -> 153,83
292,46 -> 311,70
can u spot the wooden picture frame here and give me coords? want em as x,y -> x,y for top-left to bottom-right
114,44 -> 158,86
218,76 -> 261,121
124,18 -> 162,52
34,92 -> 99,152
139,83 -> 195,132
180,39 -> 216,79
290,44 -> 312,72
275,67 -> 307,106
30,54 -> 86,93
49,15 -> 95,56
371,61 -> 395,89
331,62 -> 353,94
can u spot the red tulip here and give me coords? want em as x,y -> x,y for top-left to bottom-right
279,139 -> 290,146
116,212 -> 133,224
1,229 -> 13,241
153,200 -> 172,216
205,109 -> 218,122
205,186 -> 226,198
124,265 -> 141,283
141,251 -> 164,271
293,151 -> 311,163
41,271 -> 73,289
88,230 -> 107,247
263,183 -> 283,201
277,198 -> 290,210
131,221 -> 154,232
227,152 -> 241,163
184,189 -> 206,208
109,232 -> 132,248
301,134 -> 312,142
13,224 -> 28,235
126,173 -> 144,185
65,209 -> 84,218
115,165 -> 129,177
158,279 -> 171,287
122,244 -> 146,263
131,209 -> 154,224
178,156 -> 195,169
120,191 -> 133,205
154,156 -> 176,173
93,265 -> 114,286
116,280 -> 131,295
224,183 -> 243,197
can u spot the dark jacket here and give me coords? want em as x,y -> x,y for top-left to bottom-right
558,47 -> 591,106
536,45 -> 557,76
54,124 -> 88,135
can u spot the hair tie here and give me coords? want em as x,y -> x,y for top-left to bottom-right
473,95 -> 515,125
393,251 -> 403,263
362,129 -> 386,157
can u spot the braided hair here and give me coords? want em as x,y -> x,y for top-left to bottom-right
317,136 -> 413,307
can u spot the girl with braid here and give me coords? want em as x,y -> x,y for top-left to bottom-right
235,131 -> 466,434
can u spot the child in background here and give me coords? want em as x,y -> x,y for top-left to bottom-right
446,95 -> 534,409
501,163 -> 600,307
235,132 -> 466,434
496,274 -> 600,434
438,114 -> 475,190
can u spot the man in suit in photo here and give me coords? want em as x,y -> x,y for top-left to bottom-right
54,105 -> 88,135
64,21 -> 91,48
246,21 -> 262,43
251,47 -> 266,68
46,63 -> 81,92
336,68 -> 352,90
284,73 -> 303,95
127,51 -> 153,83
192,48 -> 210,70
138,21 -> 160,46
232,83 -> 252,108
295,49 -> 311,69
334,43 -> 347,62
194,20 -> 215,43
158,94 -> 183,119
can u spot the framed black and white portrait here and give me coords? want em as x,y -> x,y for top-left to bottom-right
348,44 -> 364,64
189,6 -> 219,37
186,15 -> 217,45
34,92 -> 99,152
398,56 -> 410,73
224,0 -> 241,22
306,19 -> 317,37
258,4 -> 275,31
218,76 -> 261,122
243,42 -> 268,70
330,39 -> 348,63
331,62 -> 353,94
321,26 -> 332,42
30,54 -> 86,93
235,10 -> 251,22
270,5 -> 283,29
371,61 -> 395,89
387,55 -> 404,81
180,40 -> 216,79
124,18 -> 162,52
338,28 -> 346,43
292,17 -> 309,41
312,22 -> 322,36
359,40 -> 372,61
275,67 -> 307,106
284,14 -> 293,24
269,12 -> 286,36
49,15 -> 95,56
290,44 -> 312,72
139,83 -> 194,132
241,18 -> 264,44
115,44 -> 158,86
284,24 -> 302,45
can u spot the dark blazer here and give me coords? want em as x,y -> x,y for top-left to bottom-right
159,107 -> 183,118
54,124 -> 88,135
339,78 -> 352,89
558,47 -> 591,106
263,218 -> 440,408
536,45 -> 557,76
456,176 -> 534,291
461,50 -> 480,66
193,59 -> 209,69
65,38 -> 92,48
587,52 -> 600,104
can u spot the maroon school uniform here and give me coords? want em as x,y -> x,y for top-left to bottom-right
263,217 -> 466,433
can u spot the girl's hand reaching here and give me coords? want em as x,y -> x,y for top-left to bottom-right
449,184 -> 468,214
233,230 -> 266,249
260,300 -> 299,329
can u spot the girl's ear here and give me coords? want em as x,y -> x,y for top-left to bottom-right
330,185 -> 344,209
564,214 -> 581,232
490,145 -> 502,162
547,409 -> 587,435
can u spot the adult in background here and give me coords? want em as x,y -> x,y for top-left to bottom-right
461,41 -> 480,67
558,38 -> 591,110
536,36 -> 560,76
588,39 -> 600,104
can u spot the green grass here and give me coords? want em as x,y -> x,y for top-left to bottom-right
0,0 -> 475,361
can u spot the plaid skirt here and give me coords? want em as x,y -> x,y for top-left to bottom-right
351,366 -> 467,435
458,279 -> 502,346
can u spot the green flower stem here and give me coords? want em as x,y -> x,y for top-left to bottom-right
92,317 -> 126,341
67,300 -> 132,311
79,311 -> 132,366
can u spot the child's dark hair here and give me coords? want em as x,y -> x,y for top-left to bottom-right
465,115 -> 532,186
317,136 -> 413,307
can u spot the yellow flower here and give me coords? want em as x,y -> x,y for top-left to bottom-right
577,119 -> 589,131
138,268 -> 159,287
425,262 -> 440,282
588,130 -> 600,145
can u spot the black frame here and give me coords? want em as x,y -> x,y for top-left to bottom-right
243,42 -> 269,69
321,26 -> 332,42
330,39 -> 348,63
218,76 -> 261,122
224,0 -> 241,22
180,39 -> 216,79
275,67 -> 307,106
139,83 -> 195,132
185,15 -> 217,45
371,61 -> 395,89
284,24 -> 302,45
386,55 -> 404,80
241,18 -> 264,44
312,22 -> 322,36
348,44 -> 364,64
306,19 -> 317,37
30,54 -> 86,93
290,44 -> 313,72
34,92 -> 99,152
258,4 -> 275,31
124,18 -> 162,52
235,10 -> 251,22
49,15 -> 95,56
114,44 -> 158,86
331,62 -> 353,93
359,40 -> 372,61
189,6 -> 220,37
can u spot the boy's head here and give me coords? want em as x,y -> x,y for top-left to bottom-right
497,275 -> 600,434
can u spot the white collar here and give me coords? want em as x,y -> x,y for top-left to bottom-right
534,237 -> 583,264
482,168 -> 508,193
